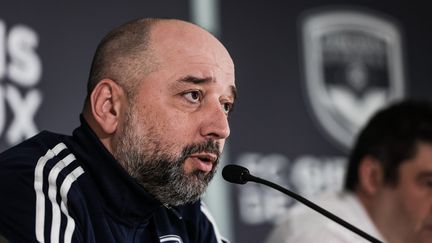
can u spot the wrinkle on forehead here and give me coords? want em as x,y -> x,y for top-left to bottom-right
149,20 -> 234,71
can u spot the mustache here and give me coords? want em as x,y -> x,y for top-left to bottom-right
179,140 -> 221,162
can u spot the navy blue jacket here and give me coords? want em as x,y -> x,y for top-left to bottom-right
0,118 -> 227,243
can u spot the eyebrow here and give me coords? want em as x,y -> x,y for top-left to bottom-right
179,75 -> 211,84
230,85 -> 238,101
178,75 -> 237,101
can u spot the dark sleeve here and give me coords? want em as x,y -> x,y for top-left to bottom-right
0,133 -> 85,243
0,144 -> 43,243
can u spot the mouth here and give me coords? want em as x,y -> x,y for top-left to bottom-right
188,153 -> 218,173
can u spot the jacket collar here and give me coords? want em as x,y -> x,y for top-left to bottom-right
71,115 -> 162,222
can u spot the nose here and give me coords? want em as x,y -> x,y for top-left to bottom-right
199,101 -> 230,140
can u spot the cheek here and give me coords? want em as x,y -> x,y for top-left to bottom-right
165,110 -> 198,137
154,112 -> 195,150
395,185 -> 431,230
139,103 -> 173,130
139,100 -> 202,148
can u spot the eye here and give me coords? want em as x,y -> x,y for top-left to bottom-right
424,179 -> 432,189
222,102 -> 234,115
417,175 -> 432,190
183,90 -> 202,103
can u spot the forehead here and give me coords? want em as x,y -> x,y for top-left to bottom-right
139,20 -> 235,94
149,21 -> 234,74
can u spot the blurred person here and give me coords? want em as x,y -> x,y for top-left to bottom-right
266,99 -> 432,243
0,17 -> 236,243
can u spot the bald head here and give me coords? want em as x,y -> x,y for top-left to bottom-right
86,18 -> 159,104
149,19 -> 234,70
84,18 -> 232,110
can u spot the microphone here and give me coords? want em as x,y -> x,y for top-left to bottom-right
222,164 -> 383,243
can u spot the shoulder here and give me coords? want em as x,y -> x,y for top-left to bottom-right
0,131 -> 72,184
0,131 -> 88,242
0,131 -> 84,194
0,131 -> 69,166
265,192 -> 367,243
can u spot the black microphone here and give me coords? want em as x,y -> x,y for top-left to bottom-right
222,164 -> 383,243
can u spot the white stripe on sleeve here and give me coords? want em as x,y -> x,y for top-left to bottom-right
60,166 -> 85,243
34,143 -> 67,243
47,154 -> 76,243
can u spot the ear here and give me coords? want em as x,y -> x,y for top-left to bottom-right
358,156 -> 384,195
89,79 -> 125,135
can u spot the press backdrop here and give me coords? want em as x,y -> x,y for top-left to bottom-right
1,1 -> 431,242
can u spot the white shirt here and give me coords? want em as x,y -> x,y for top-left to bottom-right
265,192 -> 385,243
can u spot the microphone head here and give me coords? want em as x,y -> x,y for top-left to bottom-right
222,164 -> 251,184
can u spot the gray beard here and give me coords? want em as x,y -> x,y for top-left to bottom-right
125,141 -> 219,206
112,110 -> 220,206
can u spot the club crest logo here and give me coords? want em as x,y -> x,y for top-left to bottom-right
301,9 -> 405,149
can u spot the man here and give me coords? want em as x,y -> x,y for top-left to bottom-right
0,18 -> 236,242
266,100 -> 432,243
